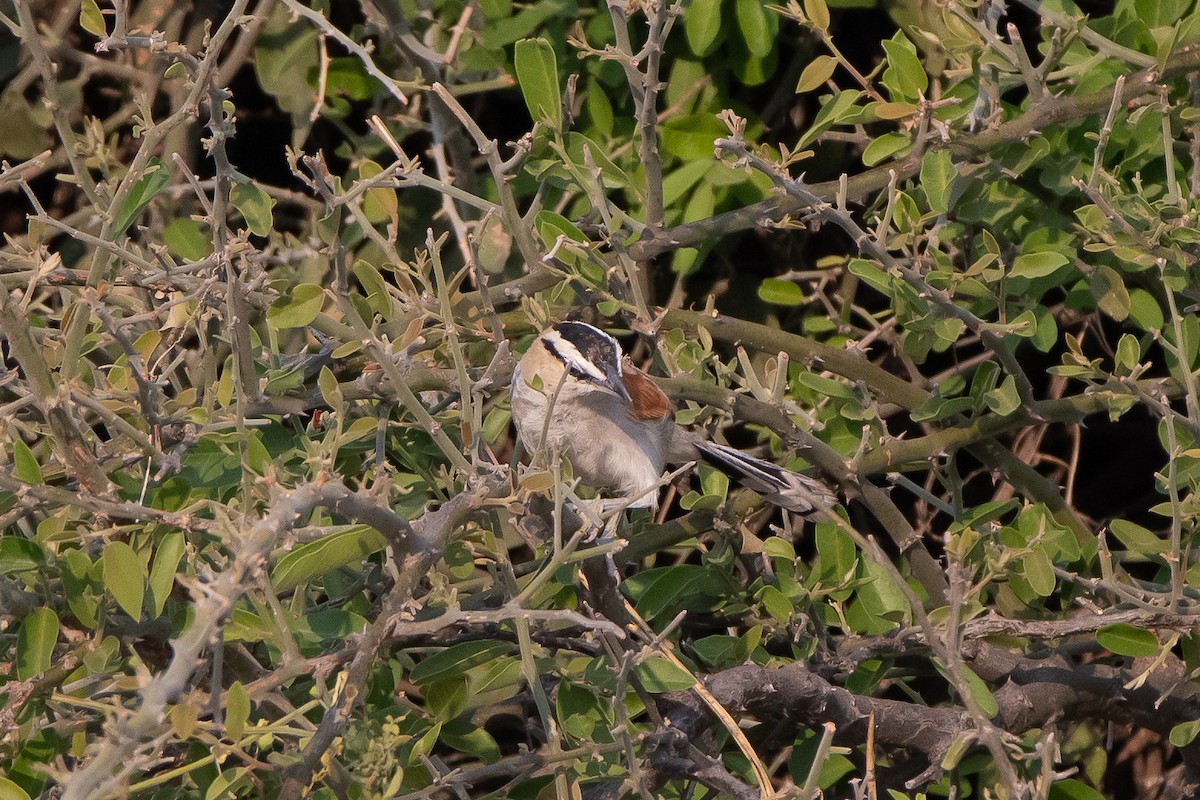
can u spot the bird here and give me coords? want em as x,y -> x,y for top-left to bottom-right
510,320 -> 837,514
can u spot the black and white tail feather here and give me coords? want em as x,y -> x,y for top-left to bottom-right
694,440 -> 836,516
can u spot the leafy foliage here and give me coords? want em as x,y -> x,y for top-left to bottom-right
2,0 -> 1200,799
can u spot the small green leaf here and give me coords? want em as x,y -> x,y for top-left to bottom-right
318,365 -> 344,412
1128,288 -> 1164,332
796,54 -> 837,93
225,681 -> 250,741
735,0 -> 771,58
757,277 -> 805,306
880,34 -> 927,100
62,548 -> 99,629
1096,623 -> 1159,657
79,0 -> 106,37
1091,265 -> 1130,321
442,719 -> 502,763
862,131 -> 913,166
960,664 -> 998,717
1047,778 -> 1107,800
0,536 -> 44,574
231,181 -> 275,236
1021,545 -> 1056,597
534,210 -> 588,251
635,656 -> 697,692
984,375 -> 1021,416
1010,251 -> 1069,280
16,606 -> 59,680
1170,719 -> 1200,747
759,584 -> 794,623
359,160 -> 398,223
102,540 -> 145,620
762,537 -> 796,561
685,0 -> 724,56
11,439 -> 42,484
514,38 -> 560,129
148,532 -> 185,618
797,90 -> 863,150
163,217 -> 212,260
267,283 -> 325,329
115,158 -> 170,233
803,0 -> 830,31
1114,333 -> 1142,376
410,641 -> 516,685
0,776 -> 33,800
874,101 -> 918,120
271,525 -> 388,592
1109,519 -> 1165,557
920,149 -> 955,216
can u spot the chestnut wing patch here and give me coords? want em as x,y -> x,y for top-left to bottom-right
622,367 -> 672,421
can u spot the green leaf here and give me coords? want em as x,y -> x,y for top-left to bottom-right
359,160 -> 398,223
11,439 -> 42,484
318,365 -> 344,413
62,548 -> 98,629
148,532 -> 185,618
685,0 -> 724,57
535,210 -> 588,251
271,525 -> 388,592
586,80 -> 614,137
920,150 -> 955,215
1047,778 -> 1106,800
635,656 -> 697,692
0,777 -> 33,800
803,0 -> 831,31
0,536 -> 44,574
1021,544 -> 1056,597
1091,265 -> 1130,321
565,132 -> 630,188
163,217 -> 213,260
880,34 -> 927,100
410,641 -> 516,685
79,0 -> 106,37
1010,251 -> 1069,280
661,113 -> 727,160
1096,623 -> 1158,657
1170,719 -> 1200,747
267,283 -> 324,329
758,278 -> 806,306
1128,288 -> 1165,332
984,375 -> 1021,416
514,38 -> 560,129
1109,519 -> 1165,557
960,664 -> 998,717
815,521 -> 857,582
442,718 -> 502,763
1114,333 -> 1141,375
231,181 -> 275,236
797,90 -> 862,150
102,540 -> 145,620
225,681 -> 250,741
735,0 -> 771,58
16,606 -> 59,679
862,131 -> 912,166
115,158 -> 170,233
624,564 -> 733,621
796,54 -> 837,93
759,584 -> 794,623
762,536 -> 796,561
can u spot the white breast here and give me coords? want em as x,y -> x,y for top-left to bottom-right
511,362 -> 668,507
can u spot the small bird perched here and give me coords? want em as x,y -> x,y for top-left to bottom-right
510,321 -> 837,514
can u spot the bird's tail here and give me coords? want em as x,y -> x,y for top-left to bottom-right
695,441 -> 836,515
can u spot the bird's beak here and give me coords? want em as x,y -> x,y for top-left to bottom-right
603,362 -> 632,402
